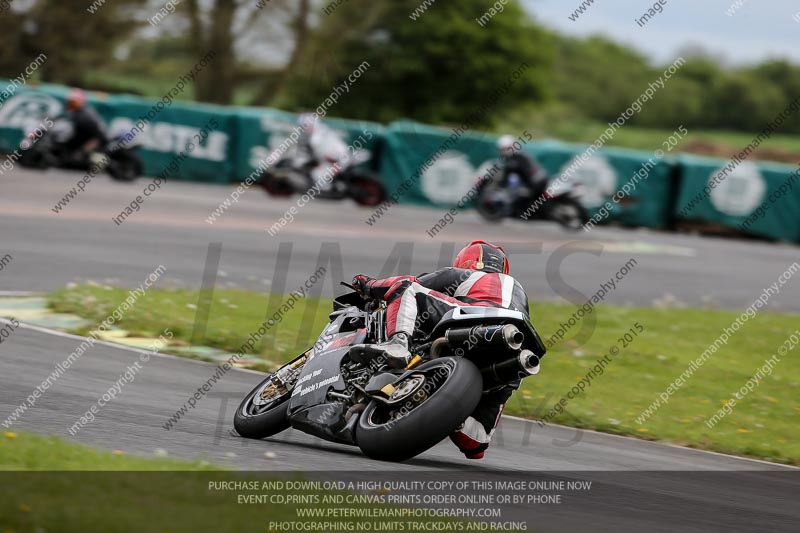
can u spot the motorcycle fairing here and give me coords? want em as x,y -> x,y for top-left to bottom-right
286,311 -> 366,443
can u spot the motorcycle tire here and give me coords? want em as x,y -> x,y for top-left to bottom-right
474,183 -> 507,223
349,172 -> 387,207
549,197 -> 589,231
18,149 -> 50,170
107,152 -> 143,182
259,170 -> 295,197
233,374 -> 292,439
356,357 -> 482,462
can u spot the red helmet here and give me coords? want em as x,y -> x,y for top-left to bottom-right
66,88 -> 87,111
453,240 -> 509,274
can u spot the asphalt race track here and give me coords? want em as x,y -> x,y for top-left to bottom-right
2,168 -> 800,311
1,168 -> 799,532
3,321 -> 791,473
1,323 -> 797,532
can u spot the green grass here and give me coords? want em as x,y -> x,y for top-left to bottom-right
505,305 -> 800,465
0,433 -> 465,533
558,121 -> 800,154
47,285 -> 800,465
48,283 -> 332,367
0,433 -> 272,533
83,70 -> 261,106
497,112 -> 800,157
0,431 -> 216,471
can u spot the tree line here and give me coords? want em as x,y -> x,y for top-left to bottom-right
1,0 -> 799,135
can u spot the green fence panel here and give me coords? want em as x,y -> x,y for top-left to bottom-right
0,82 -> 238,183
379,122 -> 675,229
232,107 -> 294,182
675,154 -> 800,242
530,141 -> 677,229
378,120 -> 497,206
16,82 -> 792,239
0,81 -> 66,153
103,95 -> 236,183
0,83 -> 116,154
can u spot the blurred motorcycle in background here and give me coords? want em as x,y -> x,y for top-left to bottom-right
475,172 -> 590,230
259,121 -> 387,207
18,118 -> 143,182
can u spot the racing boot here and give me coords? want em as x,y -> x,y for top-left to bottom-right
349,332 -> 411,369
450,420 -> 489,460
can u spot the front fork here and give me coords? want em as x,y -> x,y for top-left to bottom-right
268,353 -> 308,392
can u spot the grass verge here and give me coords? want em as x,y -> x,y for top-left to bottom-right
0,432 -> 468,532
47,285 -> 800,465
48,284 -> 331,368
496,110 -> 800,160
0,431 -> 216,471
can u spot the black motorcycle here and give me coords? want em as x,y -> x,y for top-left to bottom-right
475,175 -> 589,230
18,118 -> 143,182
259,148 -> 387,207
234,285 -> 546,462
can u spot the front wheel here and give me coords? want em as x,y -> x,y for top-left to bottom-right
474,185 -> 507,223
233,356 -> 306,439
356,357 -> 482,462
348,172 -> 387,207
18,148 -> 50,169
548,197 -> 589,230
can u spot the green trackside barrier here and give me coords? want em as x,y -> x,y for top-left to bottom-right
232,106 -> 295,183
231,107 -> 385,182
0,83 -> 104,154
0,85 -> 142,159
1,81 -> 386,185
102,95 -> 237,184
0,82 -> 238,183
378,120 -> 498,206
0,81 -> 58,153
529,140 -> 677,229
379,122 -> 676,229
675,154 -> 800,243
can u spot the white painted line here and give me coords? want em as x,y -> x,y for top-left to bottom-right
0,317 -> 265,376
502,414 -> 799,470
0,291 -> 38,297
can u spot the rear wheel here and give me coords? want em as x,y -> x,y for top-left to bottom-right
356,357 -> 482,462
107,152 -> 142,182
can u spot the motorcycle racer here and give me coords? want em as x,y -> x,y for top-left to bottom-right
297,113 -> 348,190
496,134 -> 548,202
350,241 -> 531,459
62,88 -> 108,167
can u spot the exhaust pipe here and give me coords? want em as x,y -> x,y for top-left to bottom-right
480,350 -> 540,384
445,324 -> 524,352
